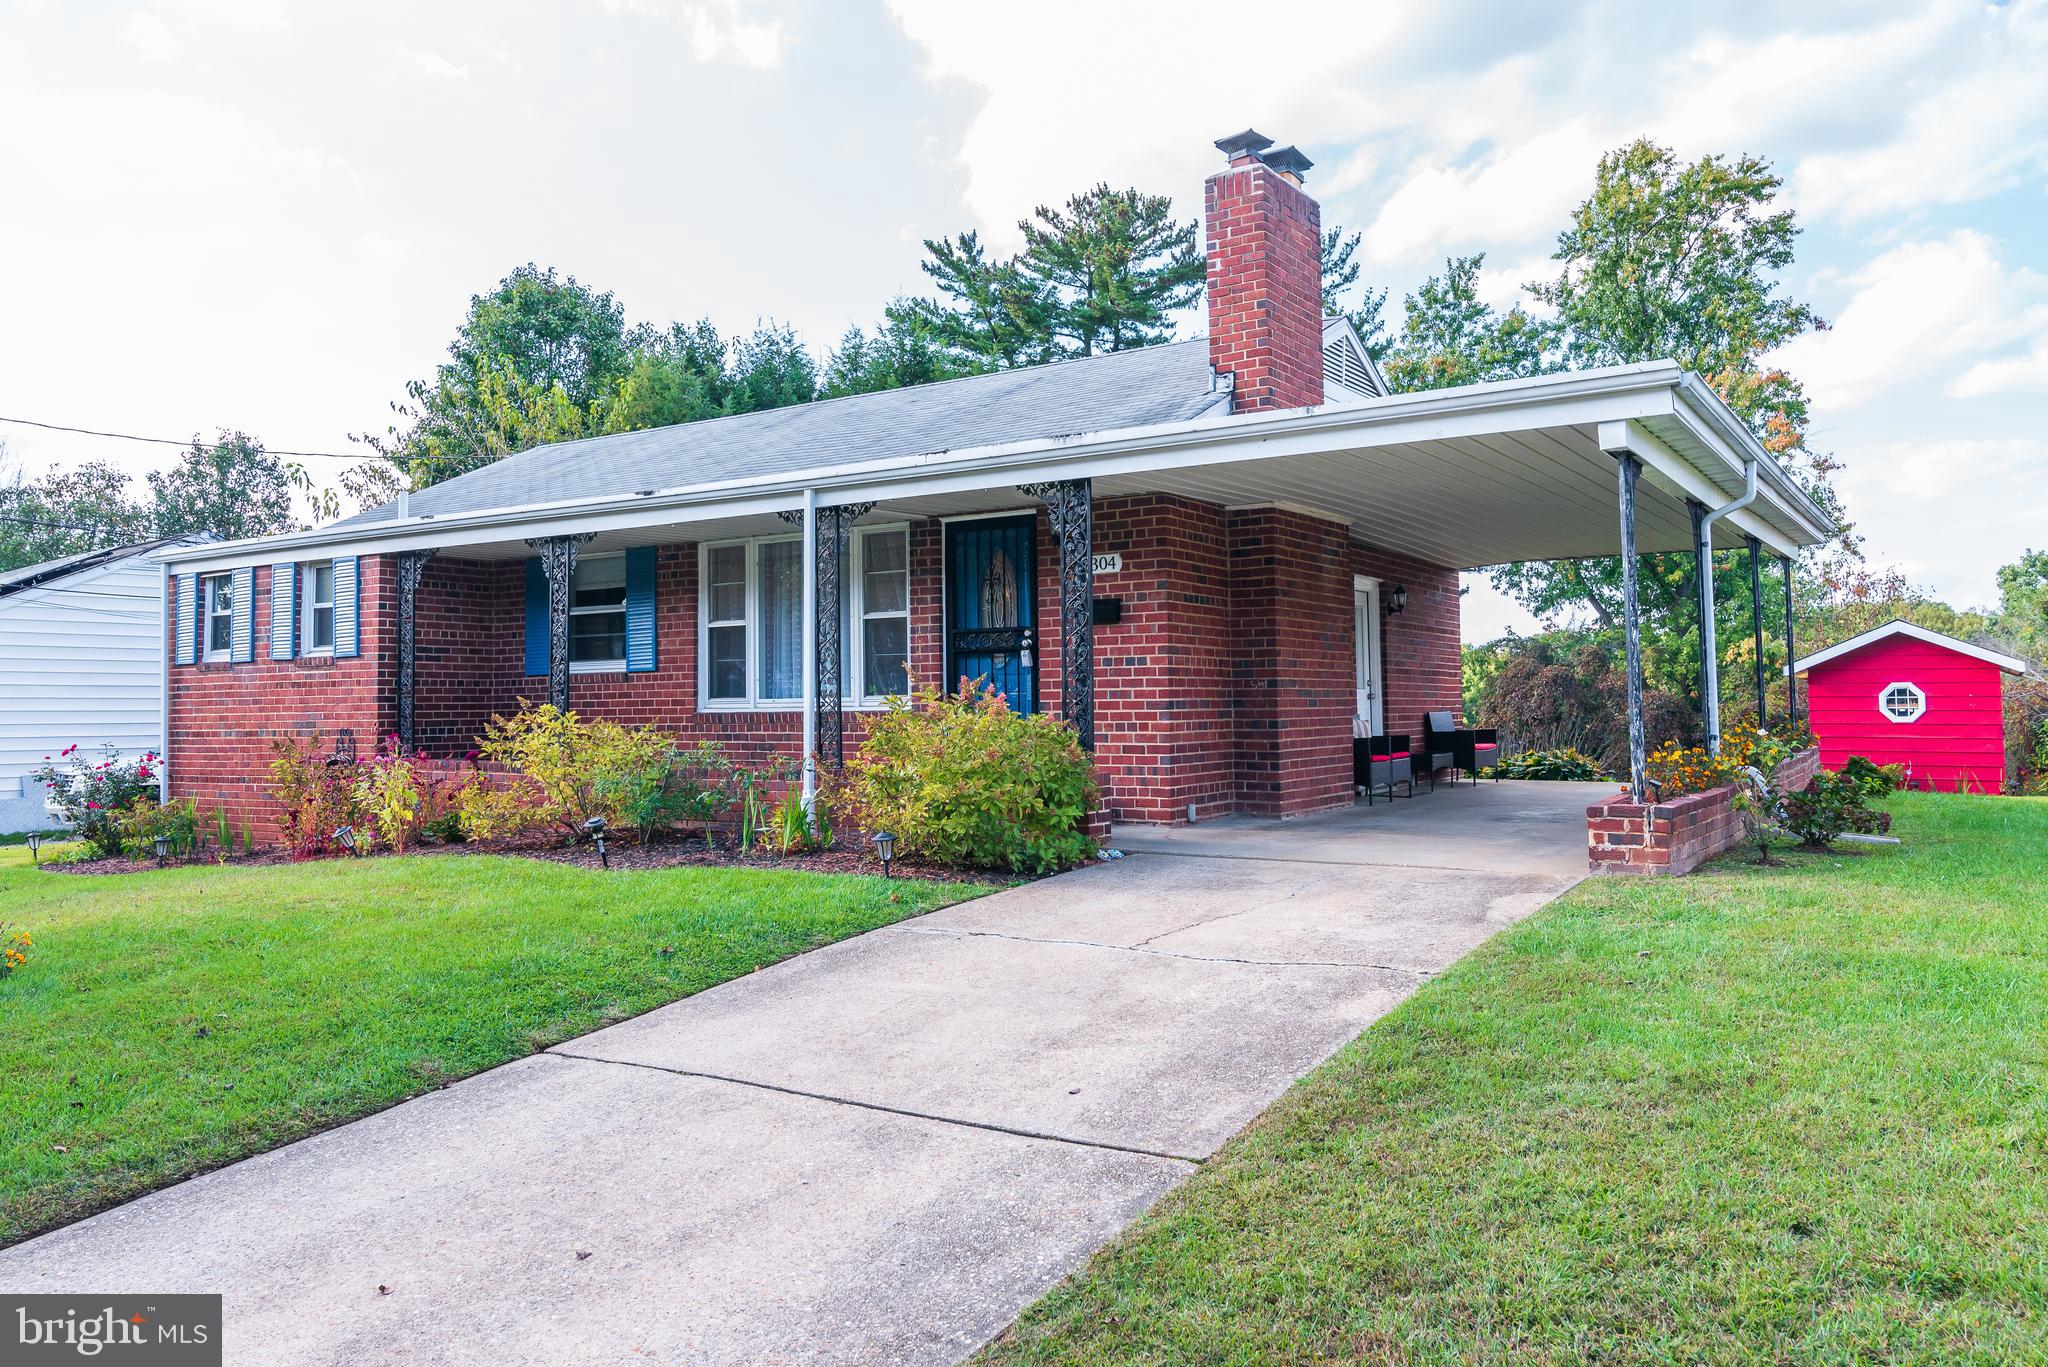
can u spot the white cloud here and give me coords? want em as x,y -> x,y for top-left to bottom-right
1770,231 -> 2048,410
1853,437 -> 2047,501
1952,342 -> 2048,399
119,11 -> 183,63
394,47 -> 468,80
685,1 -> 785,68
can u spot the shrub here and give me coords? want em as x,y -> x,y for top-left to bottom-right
1493,747 -> 1606,782
1644,741 -> 1743,799
30,744 -> 162,858
120,797 -> 199,862
1478,639 -> 1697,776
457,704 -> 678,842
834,679 -> 1098,873
1839,755 -> 1905,799
1781,769 -> 1892,847
354,737 -> 446,854
592,738 -> 738,843
270,734 -> 369,858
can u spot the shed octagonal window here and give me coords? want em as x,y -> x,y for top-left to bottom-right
1879,681 -> 1926,723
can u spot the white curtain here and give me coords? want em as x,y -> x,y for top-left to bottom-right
759,539 -> 802,700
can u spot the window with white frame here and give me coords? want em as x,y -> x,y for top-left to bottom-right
855,527 -> 910,700
303,561 -> 336,654
700,526 -> 913,709
569,554 -> 628,670
1880,681 -> 1927,723
203,574 -> 234,661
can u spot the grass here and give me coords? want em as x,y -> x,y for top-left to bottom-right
980,793 -> 2048,1366
0,843 -> 985,1246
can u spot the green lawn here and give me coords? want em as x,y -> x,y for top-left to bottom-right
0,844 -> 984,1246
981,794 -> 2048,1366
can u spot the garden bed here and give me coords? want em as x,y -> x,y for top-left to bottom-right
40,831 -> 1032,886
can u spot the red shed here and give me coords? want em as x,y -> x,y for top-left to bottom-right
1795,620 -> 2025,793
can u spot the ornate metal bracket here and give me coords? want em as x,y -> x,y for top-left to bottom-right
394,549 -> 435,751
526,534 -> 594,711
1018,479 -> 1094,751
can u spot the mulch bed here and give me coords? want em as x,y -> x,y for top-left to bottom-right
39,832 -> 1028,885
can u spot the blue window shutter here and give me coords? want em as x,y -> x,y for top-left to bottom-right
231,566 -> 256,662
270,563 -> 297,660
625,546 -> 657,673
334,556 -> 360,658
175,573 -> 199,665
523,557 -> 548,676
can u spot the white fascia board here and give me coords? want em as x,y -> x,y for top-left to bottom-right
156,361 -> 1727,572
1599,408 -> 1829,559
1795,619 -> 2028,676
1671,376 -> 1837,542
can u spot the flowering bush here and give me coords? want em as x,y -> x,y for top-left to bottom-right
30,744 -> 161,858
0,924 -> 30,980
1781,770 -> 1893,847
1722,720 -> 1816,777
833,678 -> 1098,873
270,735 -> 370,858
353,736 -> 451,854
1643,741 -> 1743,799
455,704 -> 679,842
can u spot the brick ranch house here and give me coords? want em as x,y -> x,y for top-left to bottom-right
156,130 -> 1836,837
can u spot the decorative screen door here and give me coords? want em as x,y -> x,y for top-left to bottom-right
1354,576 -> 1383,735
945,515 -> 1037,712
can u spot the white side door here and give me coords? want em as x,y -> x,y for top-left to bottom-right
1354,576 -> 1383,736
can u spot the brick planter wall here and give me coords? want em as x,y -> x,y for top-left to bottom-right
1587,747 -> 1822,876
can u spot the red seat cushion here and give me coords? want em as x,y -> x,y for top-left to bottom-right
1382,751 -> 1409,759
1473,742 -> 1498,752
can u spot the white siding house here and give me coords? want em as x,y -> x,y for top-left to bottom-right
0,539 -> 194,832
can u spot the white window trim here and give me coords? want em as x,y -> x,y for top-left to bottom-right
202,573 -> 234,662
302,560 -> 336,657
852,524 -> 912,706
568,551 -> 629,675
1879,680 -> 1927,723
697,524 -> 914,713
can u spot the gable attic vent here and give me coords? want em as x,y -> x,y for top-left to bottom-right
1323,328 -> 1382,398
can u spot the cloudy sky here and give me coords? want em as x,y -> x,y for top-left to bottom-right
2,0 -> 2043,639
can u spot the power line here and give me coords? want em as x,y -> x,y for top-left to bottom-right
0,511 -> 111,534
0,414 -> 364,461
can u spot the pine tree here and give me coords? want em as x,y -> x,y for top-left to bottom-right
1018,185 -> 1202,356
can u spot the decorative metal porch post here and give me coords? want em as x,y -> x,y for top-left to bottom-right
394,549 -> 434,752
1615,453 -> 1648,803
526,534 -> 593,712
1019,478 -> 1095,752
1688,498 -> 1715,749
1782,555 -> 1799,724
1747,536 -> 1766,726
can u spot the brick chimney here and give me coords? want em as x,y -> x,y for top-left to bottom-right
1205,129 -> 1325,412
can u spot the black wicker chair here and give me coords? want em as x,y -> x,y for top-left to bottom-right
1417,712 -> 1458,791
1357,733 -> 1413,804
1423,709 -> 1501,788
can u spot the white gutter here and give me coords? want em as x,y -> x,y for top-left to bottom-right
158,561 -> 171,804
1696,455 -> 1759,753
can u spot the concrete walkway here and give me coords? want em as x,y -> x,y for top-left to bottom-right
1,782 -> 1596,1365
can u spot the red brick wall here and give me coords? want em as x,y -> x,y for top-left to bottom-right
167,558 -> 396,835
1226,507 -> 1357,817
1588,746 -> 1821,875
1205,158 -> 1325,413
169,503 -> 1467,837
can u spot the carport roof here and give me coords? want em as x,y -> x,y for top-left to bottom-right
160,359 -> 1835,573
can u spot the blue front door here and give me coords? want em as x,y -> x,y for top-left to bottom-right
945,516 -> 1037,712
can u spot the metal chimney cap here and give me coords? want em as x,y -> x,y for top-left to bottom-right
1262,145 -> 1314,181
1213,129 -> 1275,161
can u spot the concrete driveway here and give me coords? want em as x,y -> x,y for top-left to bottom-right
1,782 -> 1597,1365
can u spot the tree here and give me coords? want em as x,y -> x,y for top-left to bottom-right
1382,255 -> 1556,392
721,322 -> 819,415
445,264 -> 637,410
1994,549 -> 2048,664
1018,185 -> 1203,356
821,312 -> 982,398
1321,227 -> 1390,358
147,431 -> 299,543
0,453 -> 153,570
888,231 -> 1052,370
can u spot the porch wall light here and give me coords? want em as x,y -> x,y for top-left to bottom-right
1388,584 -> 1409,614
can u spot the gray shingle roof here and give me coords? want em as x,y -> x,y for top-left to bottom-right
340,339 -> 1224,527
0,536 -> 201,598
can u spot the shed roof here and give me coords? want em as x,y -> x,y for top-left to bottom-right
1794,619 -> 2028,677
0,537 -> 197,601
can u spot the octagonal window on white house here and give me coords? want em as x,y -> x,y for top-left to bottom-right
1880,682 -> 1927,723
